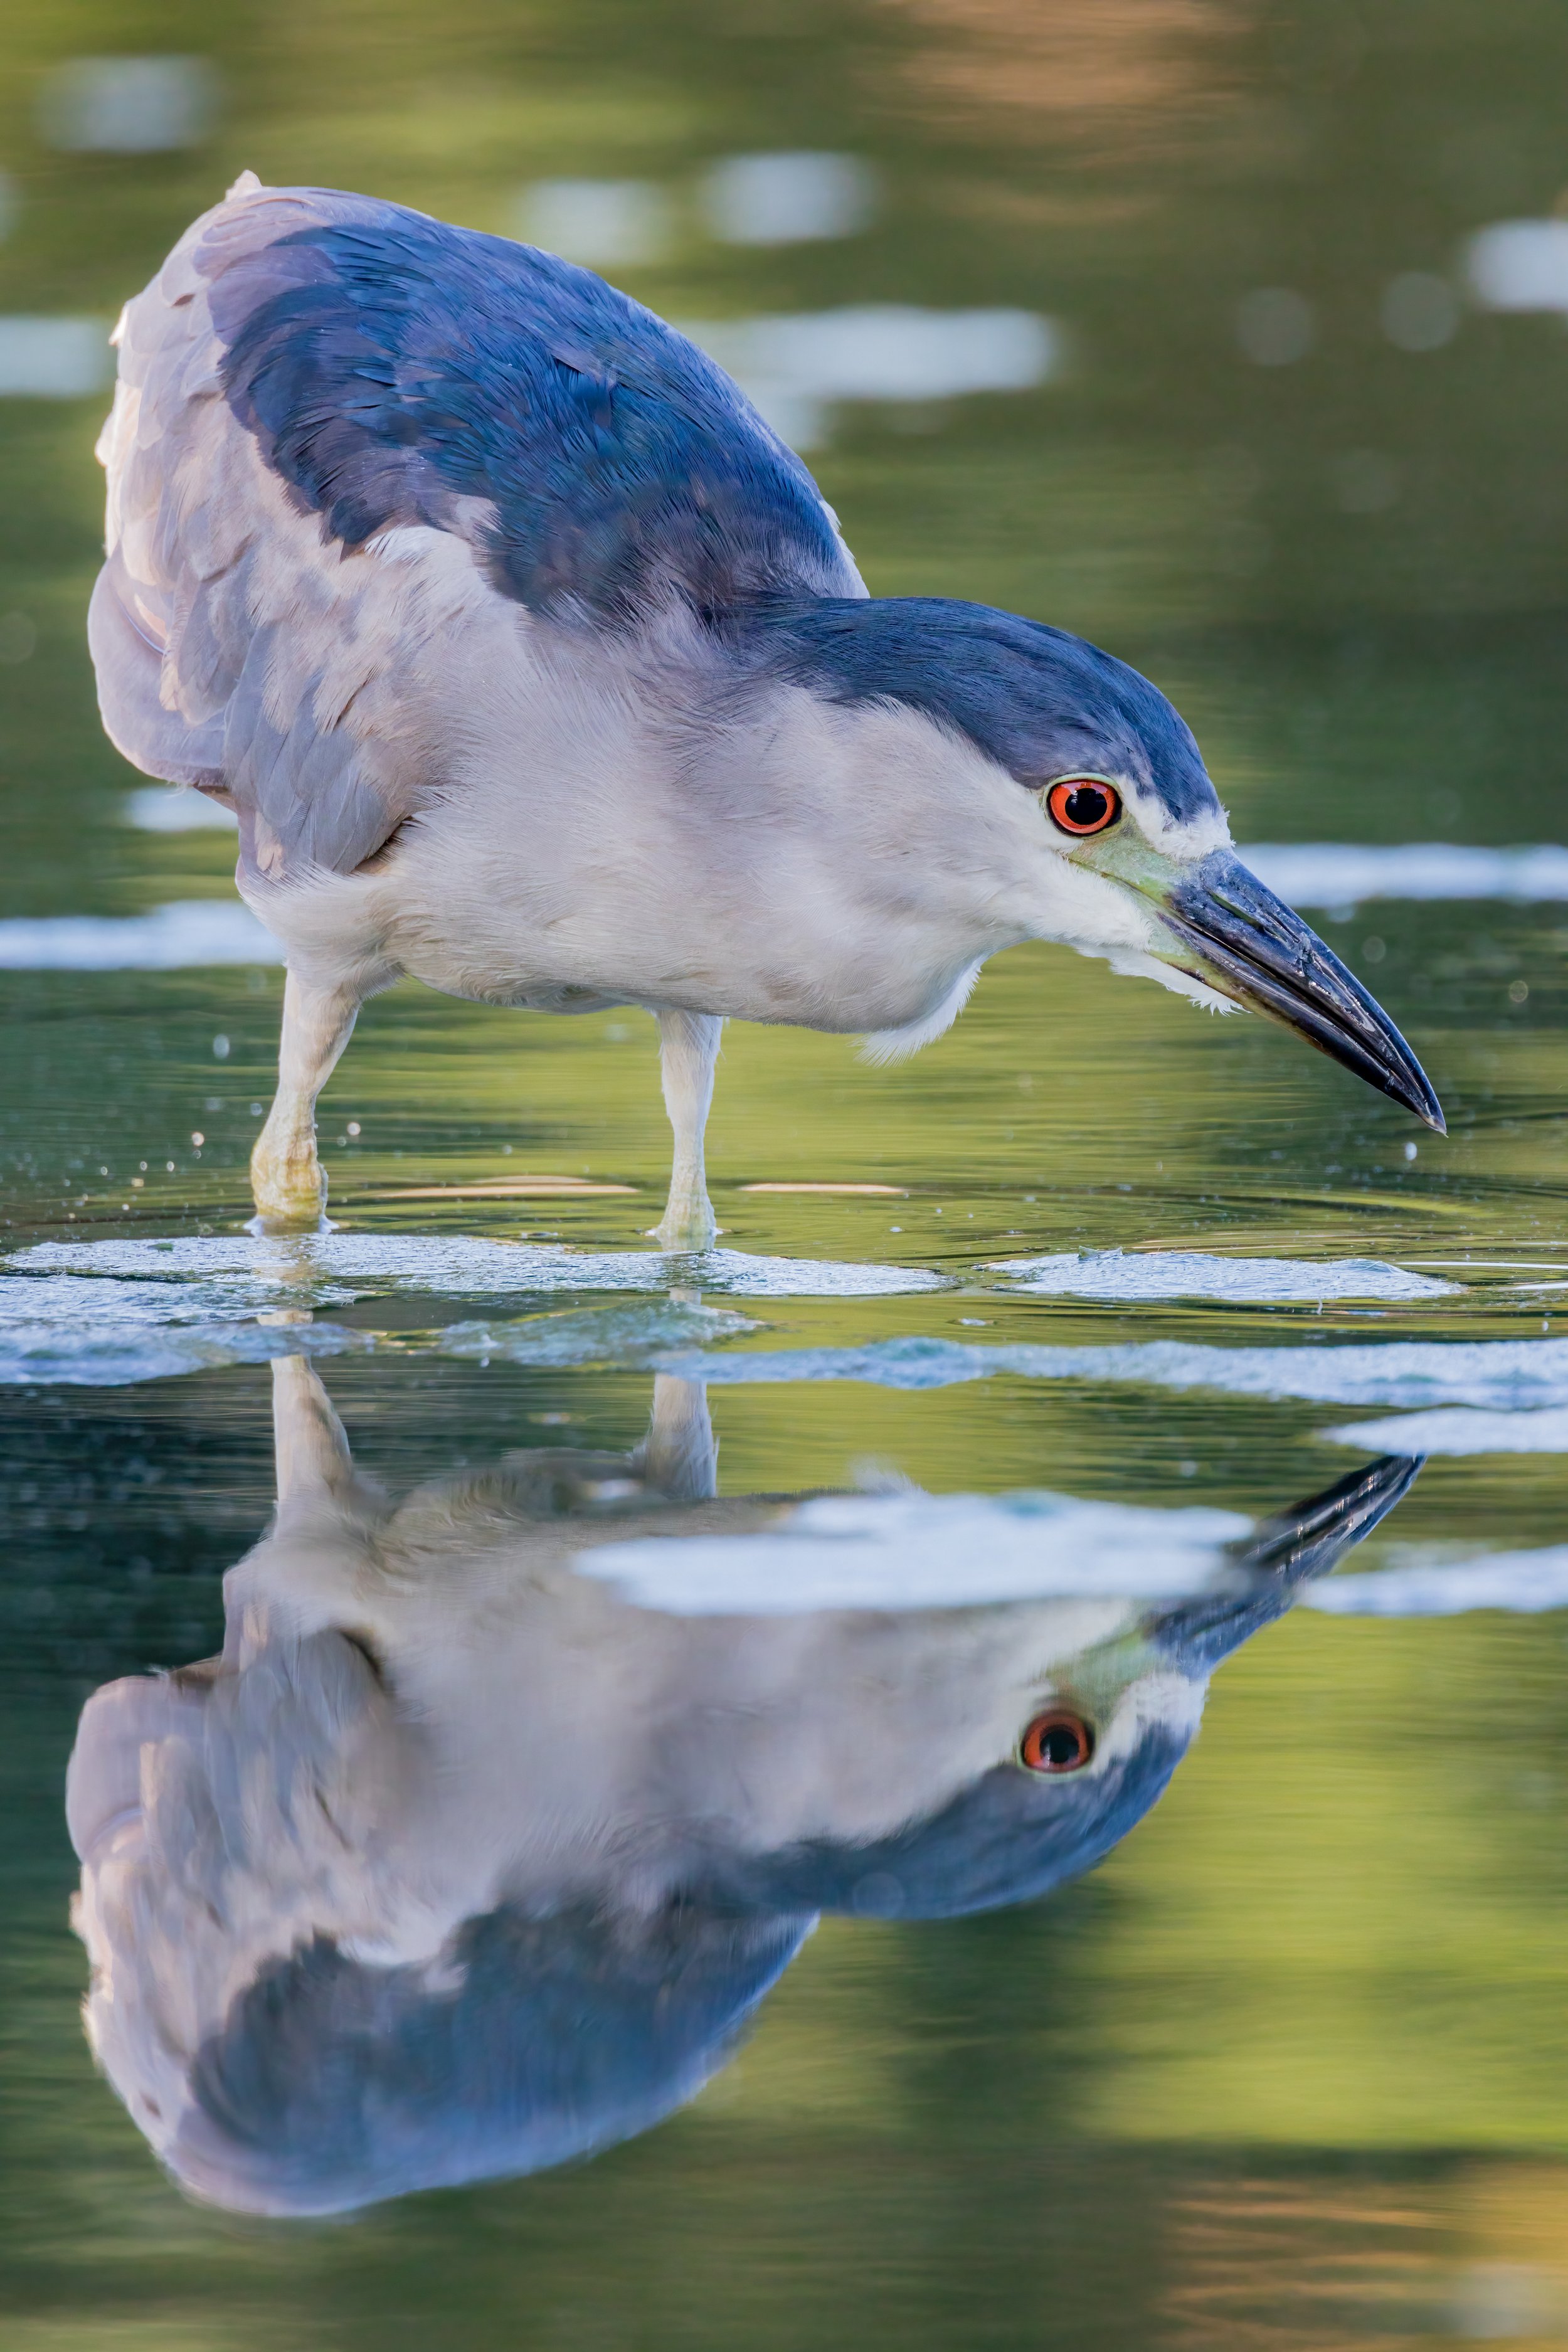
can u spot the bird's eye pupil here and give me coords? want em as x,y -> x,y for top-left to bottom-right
1019,1709 -> 1094,1773
1046,778 -> 1121,836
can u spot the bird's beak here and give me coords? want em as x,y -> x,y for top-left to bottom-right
1138,849 -> 1444,1132
1148,1453 -> 1424,1675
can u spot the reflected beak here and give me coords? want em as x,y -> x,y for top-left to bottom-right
1143,850 -> 1444,1132
1150,1453 -> 1424,1674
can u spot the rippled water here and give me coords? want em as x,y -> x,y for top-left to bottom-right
6,3 -> 1568,2347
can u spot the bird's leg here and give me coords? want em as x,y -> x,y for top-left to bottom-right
270,1351 -> 357,1507
219,1354 -> 388,1663
650,1010 -> 723,1251
221,1352 -> 359,1664
640,1372 -> 718,1500
251,969 -> 362,1227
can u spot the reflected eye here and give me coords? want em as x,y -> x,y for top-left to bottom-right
1046,778 -> 1121,837
1019,1710 -> 1095,1774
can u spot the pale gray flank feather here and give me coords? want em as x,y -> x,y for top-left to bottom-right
91,177 -> 481,882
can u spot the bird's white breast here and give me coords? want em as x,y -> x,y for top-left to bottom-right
247,610 -> 1155,1035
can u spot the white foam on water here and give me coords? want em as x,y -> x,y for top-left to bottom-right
987,1249 -> 1454,1303
0,1274 -> 278,1327
0,1283 -> 766,1389
670,1332 -> 1568,1410
10,1232 -> 945,1303
699,152 -> 879,247
684,1247 -> 947,1297
0,315 -> 112,396
1466,220 -> 1568,314
1322,1406 -> 1568,1454
576,1489 -> 1251,1616
38,56 -> 219,156
1241,842 -> 1568,909
9,1253 -> 1564,1412
678,306 -> 1056,447
1306,1547 -> 1568,1616
0,901 -> 281,969
0,1269 -> 370,1382
124,787 -> 237,832
0,1326 -> 245,1386
1,1261 -> 361,1318
0,1275 -> 761,1388
0,1319 -> 365,1387
670,1337 -> 1036,1390
433,1301 -> 759,1367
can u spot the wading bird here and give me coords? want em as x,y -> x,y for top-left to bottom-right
68,1357 -> 1415,2213
91,177 -> 1443,1242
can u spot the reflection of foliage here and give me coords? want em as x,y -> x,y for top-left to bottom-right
879,0 -> 1246,152
1089,1606 -> 1568,2151
1157,2165 -> 1564,2348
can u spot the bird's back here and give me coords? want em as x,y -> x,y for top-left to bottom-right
91,177 -> 862,883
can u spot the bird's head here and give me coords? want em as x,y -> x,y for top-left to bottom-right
681,1453 -> 1419,1924
750,598 -> 1442,1129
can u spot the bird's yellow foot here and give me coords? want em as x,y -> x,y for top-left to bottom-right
250,1131 -> 328,1228
649,1194 -> 719,1252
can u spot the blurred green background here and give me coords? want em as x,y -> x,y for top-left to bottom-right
1,0 -> 1565,1251
4,3 -> 1568,2346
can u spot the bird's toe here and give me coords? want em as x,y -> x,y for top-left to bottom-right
649,1207 -> 721,1253
250,1140 -> 328,1228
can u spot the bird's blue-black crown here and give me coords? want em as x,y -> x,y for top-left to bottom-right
739,598 -> 1219,824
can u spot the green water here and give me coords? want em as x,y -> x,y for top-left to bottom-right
4,3 -> 1568,2346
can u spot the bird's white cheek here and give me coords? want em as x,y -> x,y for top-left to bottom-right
1023,847 -> 1237,1014
1083,1669 -> 1207,1779
1125,793 -> 1233,864
1086,946 -> 1238,1015
1024,851 -> 1160,955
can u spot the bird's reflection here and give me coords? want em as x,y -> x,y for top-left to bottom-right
66,1358 -> 1416,2217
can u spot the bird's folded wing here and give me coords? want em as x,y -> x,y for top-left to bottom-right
91,176 -> 864,883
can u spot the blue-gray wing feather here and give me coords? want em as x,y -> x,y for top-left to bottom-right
90,177 -> 861,882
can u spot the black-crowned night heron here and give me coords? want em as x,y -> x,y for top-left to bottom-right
67,1359 -> 1415,2213
91,177 -> 1443,1244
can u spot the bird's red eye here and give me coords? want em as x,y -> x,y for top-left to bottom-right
1019,1710 -> 1095,1774
1046,778 -> 1121,837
